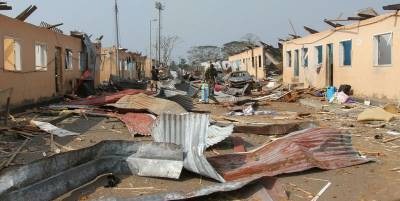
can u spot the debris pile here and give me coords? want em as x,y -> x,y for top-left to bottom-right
0,74 -> 383,201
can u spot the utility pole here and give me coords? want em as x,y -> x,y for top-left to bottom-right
155,2 -> 164,67
150,19 -> 157,65
114,0 -> 121,77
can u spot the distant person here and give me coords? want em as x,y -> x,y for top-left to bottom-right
205,64 -> 218,96
151,66 -> 159,92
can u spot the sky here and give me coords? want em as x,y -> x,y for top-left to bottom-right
2,0 -> 400,61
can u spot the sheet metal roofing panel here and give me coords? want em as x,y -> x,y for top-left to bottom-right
152,113 -> 226,182
207,124 -> 234,148
68,89 -> 151,106
108,94 -> 187,116
166,95 -> 194,111
115,113 -> 156,136
208,128 -> 374,181
0,141 -> 183,201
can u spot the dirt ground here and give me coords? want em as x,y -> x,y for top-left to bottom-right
1,97 -> 400,201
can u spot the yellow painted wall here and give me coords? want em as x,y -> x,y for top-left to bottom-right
283,12 -> 400,100
0,14 -> 82,106
228,46 -> 266,80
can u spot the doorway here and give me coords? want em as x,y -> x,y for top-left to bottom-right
326,44 -> 334,86
294,49 -> 299,77
55,47 -> 63,94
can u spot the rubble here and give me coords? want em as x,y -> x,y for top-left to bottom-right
357,107 -> 396,122
208,128 -> 373,181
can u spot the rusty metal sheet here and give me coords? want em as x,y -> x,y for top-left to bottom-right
153,113 -> 233,182
115,113 -> 156,136
208,128 -> 374,181
108,93 -> 186,116
69,89 -> 151,106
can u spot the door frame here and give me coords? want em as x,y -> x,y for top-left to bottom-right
55,47 -> 63,94
294,49 -> 300,77
326,43 -> 334,86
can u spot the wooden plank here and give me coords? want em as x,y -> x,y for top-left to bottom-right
304,26 -> 319,34
383,4 -> 400,11
0,139 -> 30,170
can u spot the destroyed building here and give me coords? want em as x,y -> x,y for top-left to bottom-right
228,43 -> 282,80
283,10 -> 400,101
99,48 -> 153,83
0,13 -> 83,106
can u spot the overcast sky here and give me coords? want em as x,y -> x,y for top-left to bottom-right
3,0 -> 399,60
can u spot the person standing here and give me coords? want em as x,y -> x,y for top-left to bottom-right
151,66 -> 159,92
205,63 -> 218,96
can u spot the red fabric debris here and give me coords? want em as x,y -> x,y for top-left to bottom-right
69,89 -> 152,106
208,128 -> 373,181
116,113 -> 155,136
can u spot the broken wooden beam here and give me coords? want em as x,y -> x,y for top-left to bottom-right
383,4 -> 400,11
0,139 -> 30,170
47,23 -> 63,29
323,19 -> 344,28
347,16 -> 368,21
15,5 -> 37,21
304,26 -> 319,34
289,34 -> 301,39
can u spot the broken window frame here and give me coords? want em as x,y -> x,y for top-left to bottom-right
339,39 -> 352,67
286,51 -> 292,67
301,48 -> 308,67
35,42 -> 48,71
315,45 -> 323,65
373,32 -> 392,66
64,49 -> 73,70
3,36 -> 22,72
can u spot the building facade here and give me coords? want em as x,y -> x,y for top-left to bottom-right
0,14 -> 82,106
283,12 -> 400,101
228,46 -> 267,80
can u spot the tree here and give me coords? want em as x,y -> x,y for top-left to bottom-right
178,58 -> 190,70
222,41 -> 250,57
240,33 -> 261,46
160,35 -> 180,66
187,46 -> 223,65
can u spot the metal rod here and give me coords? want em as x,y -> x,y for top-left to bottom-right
114,0 -> 120,78
158,6 -> 161,66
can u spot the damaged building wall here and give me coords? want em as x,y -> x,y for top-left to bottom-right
228,46 -> 267,80
0,14 -> 82,106
99,48 -> 146,83
283,12 -> 400,100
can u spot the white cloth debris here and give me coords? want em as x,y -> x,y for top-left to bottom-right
31,120 -> 79,137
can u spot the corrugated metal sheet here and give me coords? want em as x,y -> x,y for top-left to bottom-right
160,88 -> 187,97
167,95 -> 194,111
108,94 -> 186,116
95,176 -> 287,201
115,113 -> 156,136
207,124 -> 234,148
0,141 -> 183,201
68,89 -> 151,106
158,88 -> 193,111
153,113 -> 232,182
208,128 -> 374,181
